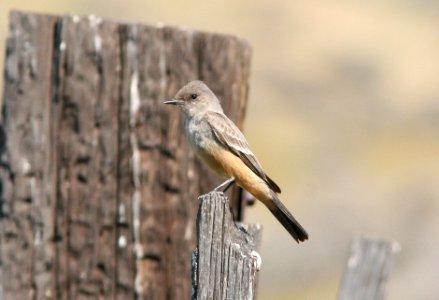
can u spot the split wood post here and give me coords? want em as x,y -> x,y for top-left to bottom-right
0,10 -> 251,300
338,235 -> 400,300
192,192 -> 262,300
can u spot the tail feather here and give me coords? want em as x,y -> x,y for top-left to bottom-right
266,191 -> 308,243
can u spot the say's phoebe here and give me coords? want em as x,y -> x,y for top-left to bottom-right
164,80 -> 308,243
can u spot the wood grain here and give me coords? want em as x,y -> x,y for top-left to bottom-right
192,192 -> 261,300
338,235 -> 399,300
0,10 -> 251,300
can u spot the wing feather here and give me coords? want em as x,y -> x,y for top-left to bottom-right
206,111 -> 281,193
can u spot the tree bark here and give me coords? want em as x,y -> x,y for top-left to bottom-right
0,10 -> 251,300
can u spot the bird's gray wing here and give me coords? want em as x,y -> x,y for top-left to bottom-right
205,111 -> 281,193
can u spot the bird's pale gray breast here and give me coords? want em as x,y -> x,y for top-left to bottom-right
184,115 -> 216,154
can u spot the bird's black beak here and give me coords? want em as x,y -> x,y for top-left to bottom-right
163,99 -> 184,105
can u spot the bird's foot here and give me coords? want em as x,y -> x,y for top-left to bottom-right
213,178 -> 235,192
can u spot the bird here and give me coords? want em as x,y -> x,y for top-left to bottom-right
164,80 -> 308,243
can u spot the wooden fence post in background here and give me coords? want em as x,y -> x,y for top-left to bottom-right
0,11 -> 251,299
192,192 -> 262,300
338,235 -> 400,300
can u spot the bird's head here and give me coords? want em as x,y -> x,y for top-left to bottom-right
164,80 -> 223,117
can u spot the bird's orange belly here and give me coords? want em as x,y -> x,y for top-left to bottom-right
200,148 -> 271,201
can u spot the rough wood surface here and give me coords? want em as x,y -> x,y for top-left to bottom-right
0,10 -> 251,300
0,12 -> 59,299
338,236 -> 399,300
192,192 -> 262,300
54,15 -> 121,299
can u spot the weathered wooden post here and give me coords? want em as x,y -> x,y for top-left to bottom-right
0,11 -> 251,299
192,192 -> 261,300
338,235 -> 400,300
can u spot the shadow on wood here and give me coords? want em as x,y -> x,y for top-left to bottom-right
192,192 -> 262,300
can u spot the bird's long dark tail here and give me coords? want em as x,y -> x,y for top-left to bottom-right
265,191 -> 308,243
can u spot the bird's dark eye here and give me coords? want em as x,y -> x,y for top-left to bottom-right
191,94 -> 198,100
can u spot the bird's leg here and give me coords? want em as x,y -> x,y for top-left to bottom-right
213,177 -> 236,192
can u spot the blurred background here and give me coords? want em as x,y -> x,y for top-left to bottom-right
1,1 -> 438,299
